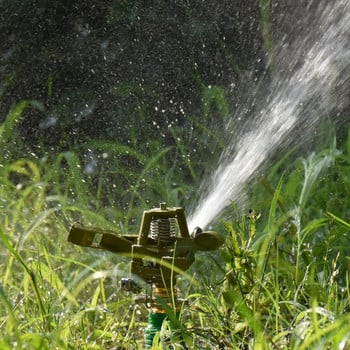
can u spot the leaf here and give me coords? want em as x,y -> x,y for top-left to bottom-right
0,228 -> 49,330
325,211 -> 350,229
0,100 -> 44,145
30,260 -> 79,307
256,174 -> 285,280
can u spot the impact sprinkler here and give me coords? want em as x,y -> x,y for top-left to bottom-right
68,202 -> 224,348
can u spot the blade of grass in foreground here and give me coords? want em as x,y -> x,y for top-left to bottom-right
0,100 -> 43,146
256,173 -> 285,282
0,227 -> 51,332
325,211 -> 350,229
0,281 -> 21,343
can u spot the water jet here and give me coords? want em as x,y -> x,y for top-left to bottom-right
188,0 -> 350,231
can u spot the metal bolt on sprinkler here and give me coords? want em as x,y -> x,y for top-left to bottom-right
68,202 -> 224,348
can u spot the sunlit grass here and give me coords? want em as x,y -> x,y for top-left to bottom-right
1,101 -> 350,349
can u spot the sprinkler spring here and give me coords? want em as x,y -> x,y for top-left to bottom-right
150,217 -> 176,245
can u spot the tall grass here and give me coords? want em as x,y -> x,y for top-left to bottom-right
1,100 -> 350,349
180,135 -> 350,349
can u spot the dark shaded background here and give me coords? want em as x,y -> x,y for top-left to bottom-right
0,0 -> 266,152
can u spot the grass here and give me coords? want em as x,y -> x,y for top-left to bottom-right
1,101 -> 350,349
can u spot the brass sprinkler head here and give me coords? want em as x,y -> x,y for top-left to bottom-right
68,203 -> 224,298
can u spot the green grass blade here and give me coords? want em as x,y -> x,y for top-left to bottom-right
0,100 -> 43,145
0,228 -> 50,331
325,211 -> 350,229
257,173 -> 285,281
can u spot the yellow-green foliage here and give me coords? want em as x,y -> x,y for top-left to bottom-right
1,103 -> 350,348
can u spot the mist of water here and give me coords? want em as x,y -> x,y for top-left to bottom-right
188,0 -> 350,231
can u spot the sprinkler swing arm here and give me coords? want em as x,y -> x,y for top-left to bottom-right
68,203 -> 223,288
68,202 -> 224,347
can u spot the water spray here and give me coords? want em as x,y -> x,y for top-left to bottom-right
68,202 -> 224,348
188,0 -> 350,230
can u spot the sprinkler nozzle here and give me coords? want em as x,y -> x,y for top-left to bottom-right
192,226 -> 203,237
